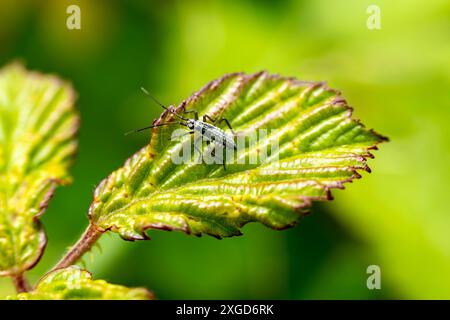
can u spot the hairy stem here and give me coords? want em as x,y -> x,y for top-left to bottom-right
12,273 -> 31,293
52,224 -> 103,271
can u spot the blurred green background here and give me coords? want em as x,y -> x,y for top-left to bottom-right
1,0 -> 449,299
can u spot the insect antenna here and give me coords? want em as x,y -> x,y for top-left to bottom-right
124,122 -> 180,136
140,87 -> 187,121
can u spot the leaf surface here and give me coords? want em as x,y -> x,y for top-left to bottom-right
89,71 -> 387,240
8,266 -> 153,300
0,63 -> 78,275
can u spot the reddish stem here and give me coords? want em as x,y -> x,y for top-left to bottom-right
52,224 -> 103,271
12,273 -> 31,293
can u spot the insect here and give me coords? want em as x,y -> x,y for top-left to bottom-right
126,88 -> 237,170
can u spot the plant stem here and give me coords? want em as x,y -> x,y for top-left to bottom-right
12,273 -> 31,293
52,224 -> 103,271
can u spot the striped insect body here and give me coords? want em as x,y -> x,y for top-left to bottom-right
189,119 -> 236,150
128,88 -> 237,170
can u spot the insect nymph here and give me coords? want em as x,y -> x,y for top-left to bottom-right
127,88 -> 237,170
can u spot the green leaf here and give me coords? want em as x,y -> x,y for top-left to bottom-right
7,266 -> 153,300
0,63 -> 78,276
89,71 -> 387,240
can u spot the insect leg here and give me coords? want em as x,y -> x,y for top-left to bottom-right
202,114 -> 216,123
178,104 -> 199,120
193,136 -> 203,163
203,115 -> 236,135
184,110 -> 199,120
212,140 -> 227,171
204,139 -> 226,170
216,117 -> 236,135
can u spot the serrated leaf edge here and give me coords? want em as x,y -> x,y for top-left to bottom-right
88,71 -> 388,240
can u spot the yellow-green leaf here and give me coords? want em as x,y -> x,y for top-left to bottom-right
89,71 -> 387,240
0,63 -> 78,276
8,266 -> 153,300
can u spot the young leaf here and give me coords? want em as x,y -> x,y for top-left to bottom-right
7,266 -> 153,300
89,71 -> 387,240
0,63 -> 78,276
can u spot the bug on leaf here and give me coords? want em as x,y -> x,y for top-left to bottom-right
126,88 -> 237,170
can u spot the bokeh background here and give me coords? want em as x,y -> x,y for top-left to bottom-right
1,0 -> 449,299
